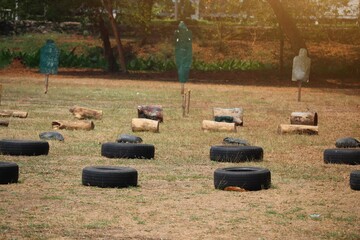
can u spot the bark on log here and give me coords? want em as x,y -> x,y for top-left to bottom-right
0,120 -> 9,127
137,105 -> 163,122
69,106 -> 103,120
278,124 -> 318,135
52,120 -> 94,131
213,107 -> 243,126
131,118 -> 159,133
202,120 -> 236,132
290,112 -> 317,126
0,110 -> 28,118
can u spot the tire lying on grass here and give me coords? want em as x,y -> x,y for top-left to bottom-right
0,162 -> 19,184
214,167 -> 271,191
210,145 -> 263,162
82,166 -> 138,188
101,142 -> 155,159
323,149 -> 360,165
0,139 -> 49,156
350,170 -> 360,191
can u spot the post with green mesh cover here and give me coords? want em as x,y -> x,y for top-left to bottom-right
175,21 -> 192,116
40,39 -> 59,94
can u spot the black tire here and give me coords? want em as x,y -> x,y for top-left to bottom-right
82,166 -> 138,188
0,162 -> 19,184
0,139 -> 49,156
214,167 -> 271,191
101,142 -> 154,159
210,145 -> 263,162
350,170 -> 360,191
324,149 -> 360,165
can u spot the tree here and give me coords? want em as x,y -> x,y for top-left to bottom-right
101,0 -> 127,73
266,0 -> 307,55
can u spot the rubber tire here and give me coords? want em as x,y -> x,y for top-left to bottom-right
324,149 -> 360,165
214,167 -> 271,191
210,145 -> 263,162
82,166 -> 138,188
101,142 -> 154,159
350,170 -> 360,190
0,139 -> 49,156
0,162 -> 19,184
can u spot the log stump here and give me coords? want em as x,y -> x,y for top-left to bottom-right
137,105 -> 163,122
290,112 -> 317,126
278,124 -> 318,135
202,120 -> 236,132
0,120 -> 9,127
213,107 -> 243,126
0,110 -> 28,118
69,106 -> 103,120
52,120 -> 94,131
131,118 -> 159,133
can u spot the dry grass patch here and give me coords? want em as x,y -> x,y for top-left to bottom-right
0,75 -> 359,239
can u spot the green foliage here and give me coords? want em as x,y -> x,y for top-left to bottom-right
192,59 -> 271,71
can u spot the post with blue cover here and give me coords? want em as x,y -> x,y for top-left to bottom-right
175,21 -> 192,116
40,39 -> 59,94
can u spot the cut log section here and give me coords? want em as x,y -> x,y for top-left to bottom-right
0,120 -> 9,127
278,124 -> 318,135
69,106 -> 103,120
137,105 -> 163,122
202,120 -> 236,132
0,110 -> 28,118
131,118 -> 159,133
52,120 -> 94,131
213,107 -> 243,126
290,111 -> 317,126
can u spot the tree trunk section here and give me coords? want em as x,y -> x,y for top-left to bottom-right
0,120 -> 9,127
0,110 -> 28,118
52,120 -> 95,131
131,118 -> 159,133
202,120 -> 236,132
290,112 -> 318,126
98,13 -> 117,72
213,107 -> 243,126
278,124 -> 318,135
267,0 -> 307,54
69,106 -> 103,120
102,0 -> 127,73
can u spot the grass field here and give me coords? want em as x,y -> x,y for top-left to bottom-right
0,72 -> 359,239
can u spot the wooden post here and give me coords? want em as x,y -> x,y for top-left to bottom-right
44,74 -> 49,94
297,80 -> 302,102
186,90 -> 191,115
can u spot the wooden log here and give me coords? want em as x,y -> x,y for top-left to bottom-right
0,119 -> 9,127
137,105 -> 163,122
278,124 -> 318,135
52,120 -> 94,131
290,111 -> 318,126
69,106 -> 103,120
202,120 -> 236,132
131,118 -> 159,133
213,107 -> 243,126
0,110 -> 28,118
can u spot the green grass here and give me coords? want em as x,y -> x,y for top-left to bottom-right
0,76 -> 359,239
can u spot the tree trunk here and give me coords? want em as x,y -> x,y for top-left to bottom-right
267,0 -> 307,54
277,124 -> 318,135
131,118 -> 159,133
138,0 -> 154,46
69,106 -> 103,120
101,0 -> 127,73
52,120 -> 95,131
98,13 -> 117,72
202,120 -> 236,132
290,112 -> 318,126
